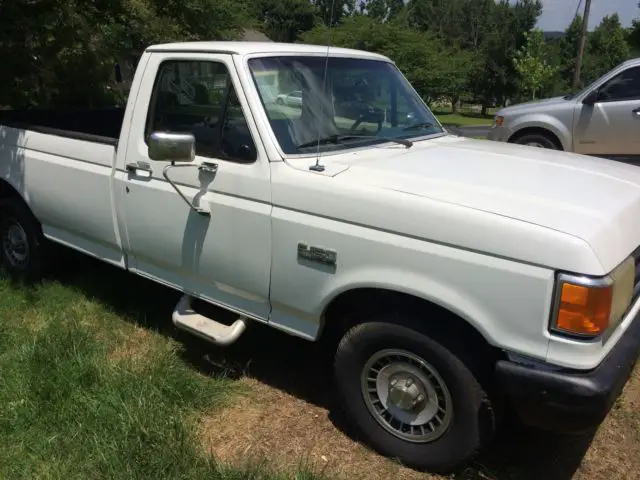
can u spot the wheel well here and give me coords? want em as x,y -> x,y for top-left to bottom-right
0,179 -> 24,200
508,127 -> 563,150
320,288 -> 504,375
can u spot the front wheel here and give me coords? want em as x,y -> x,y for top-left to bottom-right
334,321 -> 496,472
513,133 -> 559,150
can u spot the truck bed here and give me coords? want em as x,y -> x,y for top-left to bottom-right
0,107 -> 124,145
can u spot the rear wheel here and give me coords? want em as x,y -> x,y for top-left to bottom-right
334,320 -> 496,473
0,199 -> 46,282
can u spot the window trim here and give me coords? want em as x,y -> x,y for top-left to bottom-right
144,58 -> 258,164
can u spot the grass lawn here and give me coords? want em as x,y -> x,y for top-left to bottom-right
0,256 -> 324,480
434,112 -> 494,127
0,246 -> 638,479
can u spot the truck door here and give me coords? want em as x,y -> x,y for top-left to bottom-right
573,65 -> 640,162
115,52 -> 272,321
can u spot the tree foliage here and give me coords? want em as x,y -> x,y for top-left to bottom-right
585,14 -> 631,84
250,0 -> 317,42
513,29 -> 557,99
0,0 -> 634,111
0,0 -> 247,108
300,15 -> 472,106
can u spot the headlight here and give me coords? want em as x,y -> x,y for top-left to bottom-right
551,256 -> 635,338
493,115 -> 504,127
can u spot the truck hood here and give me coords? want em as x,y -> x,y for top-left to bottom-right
332,136 -> 640,272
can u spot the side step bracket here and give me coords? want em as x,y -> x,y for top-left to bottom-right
172,295 -> 247,346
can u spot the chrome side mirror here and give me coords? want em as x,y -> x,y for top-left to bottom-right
148,131 -> 195,162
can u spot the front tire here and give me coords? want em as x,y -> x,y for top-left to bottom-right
513,133 -> 559,150
0,199 -> 45,282
334,321 -> 496,473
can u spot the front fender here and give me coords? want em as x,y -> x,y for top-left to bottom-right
318,266 -> 497,343
509,114 -> 572,151
312,255 -> 555,364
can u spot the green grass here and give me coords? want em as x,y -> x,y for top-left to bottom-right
434,112 -> 494,127
0,270 -> 325,480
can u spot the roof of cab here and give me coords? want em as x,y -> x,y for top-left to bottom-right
145,41 -> 391,61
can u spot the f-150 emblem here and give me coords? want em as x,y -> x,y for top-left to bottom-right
297,242 -> 337,267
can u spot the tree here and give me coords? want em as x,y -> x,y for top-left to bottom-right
311,0 -> 356,26
629,19 -> 640,55
0,0 -> 248,109
558,16 -> 584,89
586,14 -> 631,84
300,15 -> 472,106
361,0 -> 405,22
466,0 -> 542,111
513,28 -> 557,99
251,0 -> 317,42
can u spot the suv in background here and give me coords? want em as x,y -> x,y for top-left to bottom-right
488,58 -> 640,163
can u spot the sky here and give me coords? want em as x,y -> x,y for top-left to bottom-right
533,0 -> 637,31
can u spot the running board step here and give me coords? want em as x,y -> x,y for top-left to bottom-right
172,295 -> 247,346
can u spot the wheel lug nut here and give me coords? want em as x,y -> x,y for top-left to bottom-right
390,379 -> 397,387
406,378 -> 413,387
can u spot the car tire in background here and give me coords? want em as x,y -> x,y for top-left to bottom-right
334,319 -> 497,473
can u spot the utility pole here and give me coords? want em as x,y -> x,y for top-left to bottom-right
573,0 -> 592,90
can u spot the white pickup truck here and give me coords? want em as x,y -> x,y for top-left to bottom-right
1,41 -> 640,473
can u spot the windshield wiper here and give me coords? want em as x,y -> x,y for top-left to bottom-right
403,122 -> 436,131
296,134 -> 412,150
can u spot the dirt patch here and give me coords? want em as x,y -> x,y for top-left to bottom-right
108,326 -> 155,369
573,368 -> 640,480
198,366 -> 640,480
198,377 -> 430,480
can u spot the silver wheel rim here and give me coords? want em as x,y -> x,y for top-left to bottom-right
2,220 -> 29,269
525,141 -> 545,148
361,348 -> 453,443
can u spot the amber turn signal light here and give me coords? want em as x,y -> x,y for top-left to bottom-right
556,282 -> 613,336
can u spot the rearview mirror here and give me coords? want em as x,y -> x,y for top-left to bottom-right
582,89 -> 599,106
148,132 -> 195,162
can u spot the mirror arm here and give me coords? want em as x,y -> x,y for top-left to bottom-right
162,162 -> 218,216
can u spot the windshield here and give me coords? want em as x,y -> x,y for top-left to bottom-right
247,55 -> 444,155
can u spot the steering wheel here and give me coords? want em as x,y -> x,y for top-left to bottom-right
348,104 -> 384,135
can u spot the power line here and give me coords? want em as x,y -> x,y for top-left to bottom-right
574,0 -> 583,21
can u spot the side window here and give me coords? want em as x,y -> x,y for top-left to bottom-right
146,60 -> 256,162
598,67 -> 640,103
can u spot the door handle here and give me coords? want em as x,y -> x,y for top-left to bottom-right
125,161 -> 153,173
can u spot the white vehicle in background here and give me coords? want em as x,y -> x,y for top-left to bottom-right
275,90 -> 303,107
489,58 -> 640,164
1,41 -> 639,473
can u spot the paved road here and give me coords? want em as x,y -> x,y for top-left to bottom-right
446,125 -> 491,139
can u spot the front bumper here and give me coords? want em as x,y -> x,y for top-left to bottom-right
496,311 -> 640,434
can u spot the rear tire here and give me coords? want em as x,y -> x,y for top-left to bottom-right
0,199 -> 45,282
513,133 -> 559,150
334,320 -> 496,473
